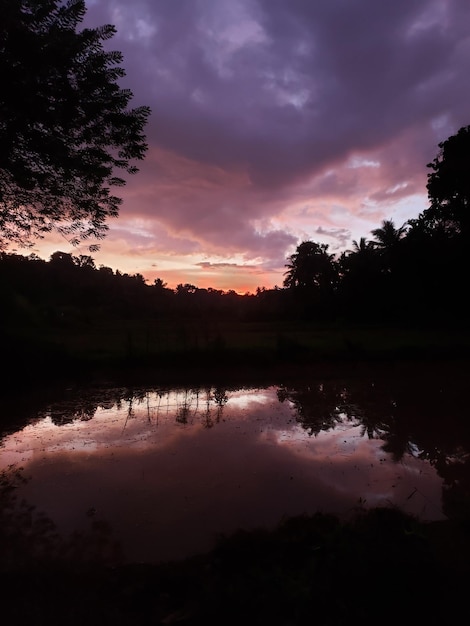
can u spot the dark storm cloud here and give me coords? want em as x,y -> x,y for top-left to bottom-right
84,0 -> 470,265
91,0 -> 468,175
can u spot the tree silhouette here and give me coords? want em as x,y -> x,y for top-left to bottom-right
370,220 -> 407,251
0,0 -> 150,248
343,237 -> 378,272
351,237 -> 375,254
337,236 -> 384,320
283,241 -> 336,291
403,127 -> 470,320
283,241 -> 337,320
369,220 -> 408,307
153,278 -> 168,291
424,125 -> 470,239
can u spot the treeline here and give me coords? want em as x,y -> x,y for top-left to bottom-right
0,212 -> 466,330
0,250 -> 256,327
1,124 -> 470,329
281,214 -> 468,324
280,124 -> 470,325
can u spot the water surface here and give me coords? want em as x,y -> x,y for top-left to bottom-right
2,369 -> 469,564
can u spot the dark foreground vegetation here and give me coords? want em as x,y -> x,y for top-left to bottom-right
1,509 -> 470,625
2,469 -> 470,626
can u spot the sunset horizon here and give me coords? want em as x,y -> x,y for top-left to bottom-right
9,0 -> 470,293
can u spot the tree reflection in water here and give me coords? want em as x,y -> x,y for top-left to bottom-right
1,365 -> 470,524
277,367 -> 470,521
1,365 -> 469,624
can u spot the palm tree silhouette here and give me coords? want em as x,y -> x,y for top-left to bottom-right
283,241 -> 336,290
370,219 -> 408,278
351,237 -> 375,254
371,219 -> 407,250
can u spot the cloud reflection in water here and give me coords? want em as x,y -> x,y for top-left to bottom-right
0,386 -> 445,563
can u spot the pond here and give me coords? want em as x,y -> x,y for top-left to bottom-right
2,363 -> 470,565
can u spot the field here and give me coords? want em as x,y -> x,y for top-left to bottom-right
5,317 -> 470,389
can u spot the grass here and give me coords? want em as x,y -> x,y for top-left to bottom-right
6,317 -> 470,375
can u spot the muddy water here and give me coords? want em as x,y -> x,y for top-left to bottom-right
1,369 -> 469,564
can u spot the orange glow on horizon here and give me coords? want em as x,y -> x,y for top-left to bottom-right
11,235 -> 279,294
142,267 -> 278,295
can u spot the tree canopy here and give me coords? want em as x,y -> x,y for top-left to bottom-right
370,219 -> 407,251
417,125 -> 470,238
0,0 -> 150,249
283,241 -> 336,291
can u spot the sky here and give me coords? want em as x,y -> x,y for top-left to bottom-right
31,0 -> 470,292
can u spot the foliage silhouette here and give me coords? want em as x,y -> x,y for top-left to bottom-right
283,241 -> 336,291
424,125 -> 470,239
0,0 -> 150,248
283,241 -> 337,320
370,219 -> 407,251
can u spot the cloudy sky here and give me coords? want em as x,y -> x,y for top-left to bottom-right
34,0 -> 470,292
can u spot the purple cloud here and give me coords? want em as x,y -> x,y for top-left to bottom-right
75,0 -> 470,287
